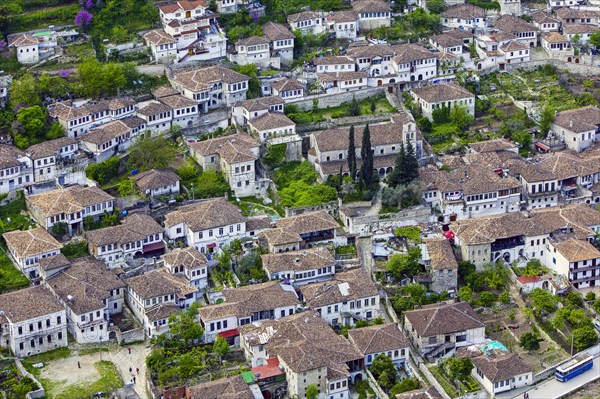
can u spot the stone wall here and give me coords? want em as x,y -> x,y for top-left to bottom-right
342,206 -> 434,236
504,59 -> 600,76
287,87 -> 387,111
116,327 -> 146,345
296,113 -> 394,134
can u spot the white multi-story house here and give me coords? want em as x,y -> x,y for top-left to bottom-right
493,15 -> 538,48
555,8 -> 599,25
411,82 -> 475,121
391,44 -> 439,84
230,36 -> 275,69
563,24 -> 598,45
86,213 -> 164,268
314,56 -> 356,75
0,145 -> 33,194
78,119 -> 139,162
457,343 -> 533,397
199,281 -> 299,342
3,227 -> 62,281
247,112 -> 301,160
157,0 -> 227,64
258,228 -> 303,253
346,44 -> 397,85
8,33 -> 39,64
327,11 -> 359,39
239,311 -> 365,397
422,238 -> 459,293
232,96 -> 285,126
45,257 -> 126,344
132,169 -> 181,198
308,116 -> 423,180
261,247 -> 336,285
170,65 -> 249,111
352,0 -> 392,31
441,4 -> 487,31
126,268 -> 196,337
26,137 -> 78,185
499,41 -> 531,65
163,247 -> 209,293
531,11 -> 560,33
262,22 -> 295,66
288,11 -> 326,35
189,134 -> 260,197
143,30 -> 177,64
0,286 -> 67,357
319,71 -> 369,93
541,32 -> 574,59
26,184 -> 115,236
271,78 -> 304,100
136,101 -> 173,134
403,302 -> 486,360
158,94 -> 199,129
164,197 -> 247,255
546,238 -> 600,290
551,106 -> 600,153
299,268 -> 380,326
348,323 -> 410,368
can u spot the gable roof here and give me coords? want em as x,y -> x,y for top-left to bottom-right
424,238 -> 458,270
352,0 -> 392,13
27,185 -> 115,217
133,169 -> 180,192
261,247 -> 335,274
553,105 -> 600,133
262,21 -> 295,41
3,227 -> 62,258
275,210 -> 339,235
163,247 -> 208,270
189,133 -> 259,164
46,257 -> 126,315
494,15 -> 538,34
249,112 -> 295,131
85,213 -> 162,247
404,301 -> 484,337
311,122 -> 406,153
126,268 -> 195,300
300,268 -> 379,307
0,286 -> 64,323
80,120 -> 131,146
238,96 -> 285,112
272,78 -> 304,93
553,238 -> 600,262
164,197 -> 246,232
27,137 -> 77,160
187,375 -> 254,399
172,66 -> 249,92
395,386 -> 444,399
469,138 -> 517,153
442,4 -> 485,19
348,323 -> 409,355
411,82 -> 473,103
258,227 -> 303,247
144,29 -> 177,46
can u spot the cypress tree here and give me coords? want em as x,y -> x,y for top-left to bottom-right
360,124 -> 374,188
404,139 -> 419,185
347,125 -> 356,179
390,142 -> 406,187
338,164 -> 343,190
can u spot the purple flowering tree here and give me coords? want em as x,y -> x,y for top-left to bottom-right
80,0 -> 94,10
58,69 -> 72,79
75,10 -> 93,31
0,40 -> 7,53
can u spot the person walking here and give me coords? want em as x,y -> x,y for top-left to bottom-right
128,347 -> 131,354
129,367 -> 132,374
133,376 -> 136,384
77,361 -> 81,369
136,367 -> 139,374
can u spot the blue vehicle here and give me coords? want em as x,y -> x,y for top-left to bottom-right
555,353 -> 594,382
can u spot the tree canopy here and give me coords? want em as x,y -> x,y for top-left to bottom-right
127,135 -> 178,172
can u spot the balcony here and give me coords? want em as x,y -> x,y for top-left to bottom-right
491,238 -> 525,252
570,264 -> 599,273
570,274 -> 599,284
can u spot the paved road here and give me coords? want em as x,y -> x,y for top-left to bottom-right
500,356 -> 600,399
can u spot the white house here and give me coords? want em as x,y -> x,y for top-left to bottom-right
546,238 -> 600,290
348,323 -> 410,368
3,227 -> 62,281
164,197 -> 247,255
540,32 -> 574,59
299,268 -> 380,326
531,11 -> 560,33
327,11 -> 359,39
262,22 -> 295,66
352,0 -> 392,31
441,4 -> 487,31
410,82 -> 475,121
261,247 -> 336,285
0,145 -> 33,194
26,137 -> 78,185
0,286 -> 67,357
132,169 -> 181,198
26,184 -> 115,236
8,33 -> 39,64
188,134 -> 260,197
158,94 -> 199,129
551,106 -> 600,153
288,11 -> 326,35
230,36 -> 275,69
45,257 -> 126,344
163,246 -> 210,293
563,24 -> 599,45
143,29 -> 177,64
271,78 -> 305,100
136,101 -> 173,134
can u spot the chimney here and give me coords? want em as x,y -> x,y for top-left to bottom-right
569,120 -> 573,128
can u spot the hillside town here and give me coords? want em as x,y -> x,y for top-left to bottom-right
1,0 -> 600,398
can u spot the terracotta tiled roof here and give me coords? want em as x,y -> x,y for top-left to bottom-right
127,268 -> 195,300
158,94 -> 198,109
3,227 -> 62,258
133,168 -> 180,192
144,29 -> 177,45
238,96 -> 285,112
138,101 -> 172,116
494,15 -> 538,34
395,386 -> 444,399
469,138 -> 517,153
425,238 -> 458,270
556,7 -> 600,21
553,105 -> 600,133
172,66 -> 248,92
39,253 -> 70,271
393,43 -> 437,64
261,247 -> 335,274
163,247 -> 208,270
352,0 -> 392,13
258,227 -> 302,247
0,286 -> 64,323
187,375 -> 254,399
563,24 -> 598,34
348,323 -> 409,356
153,86 -> 180,99
500,41 -> 530,52
313,56 -> 355,65
312,121 -> 406,153
276,210 -> 339,235
8,33 -> 38,47
288,11 -> 321,23
189,133 -> 259,164
531,11 -> 560,25
553,238 -> 600,262
27,184 -> 114,218
542,32 -> 569,44
0,145 -> 24,169
329,10 -> 358,23
430,33 -> 463,49
86,213 -> 162,247
272,78 -> 304,93
80,120 -> 130,146
442,4 -> 485,19
236,35 -> 270,46
300,268 -> 378,307
404,301 -> 484,337
262,21 -> 295,41
47,256 -> 126,315
27,137 -> 77,159
164,197 -> 246,232
249,112 -> 295,131
411,82 -> 473,103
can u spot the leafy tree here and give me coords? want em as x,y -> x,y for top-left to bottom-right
458,286 -> 472,302
590,30 -> 600,47
0,2 -> 23,41
585,292 -> 596,302
193,171 -> 231,199
386,246 -> 421,280
512,130 -> 532,154
594,298 -> 600,314
117,178 -> 136,197
348,125 -> 356,179
445,357 -> 473,382
477,291 -> 496,307
168,303 -> 204,347
573,325 -> 598,351
427,0 -> 446,13
127,135 -> 177,172
450,106 -> 474,130
360,124 -> 374,187
279,180 -> 337,207
416,116 -> 432,133
432,106 -> 451,124
10,74 -> 40,110
235,252 -> 267,285
539,107 -> 554,136
233,64 -> 261,99
212,336 -> 230,361
306,384 -> 319,399
529,288 -> 558,316
16,106 -> 46,141
389,143 -> 406,187
390,378 -> 420,395
370,98 -> 377,113
86,156 -> 121,184
46,122 -> 66,140
78,57 -> 127,97
519,332 -> 540,351
564,291 -> 584,308
404,140 -> 419,184
370,354 -> 398,391
499,291 -> 511,304
51,222 -> 68,237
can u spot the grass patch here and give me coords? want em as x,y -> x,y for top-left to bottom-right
9,4 -> 80,34
61,241 -> 90,260
56,361 -> 123,399
77,347 -> 109,356
0,250 -> 29,294
429,366 -> 460,398
287,95 -> 396,124
335,245 -> 356,256
22,348 -> 72,374
394,226 -> 421,243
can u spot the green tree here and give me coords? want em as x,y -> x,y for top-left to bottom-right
427,0 -> 446,13
404,140 -> 419,184
432,105 -> 451,124
193,171 -> 231,199
78,57 -> 105,97
445,357 -> 473,382
585,292 -> 596,302
499,291 -> 510,304
168,303 -> 204,347
127,135 -> 177,172
306,384 -> 319,399
10,74 -> 40,110
86,157 -> 121,184
389,142 -> 406,187
478,291 -> 496,307
370,354 -> 398,391
0,2 -> 23,41
519,332 -> 540,351
573,325 -> 598,351
590,30 -> 600,47
529,288 -> 558,316
212,336 -> 230,361
512,130 -> 532,154
15,106 -> 46,145
386,246 -> 421,280
348,125 -> 356,180
594,297 -> 600,314
450,106 -> 474,130
390,378 -> 420,395
360,124 -> 374,187
539,107 -> 554,136
46,122 -> 66,140
348,95 -> 361,116
51,222 -> 68,237
458,286 -> 472,302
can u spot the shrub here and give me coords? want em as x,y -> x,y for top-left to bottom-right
520,332 -> 540,351
86,157 -> 121,184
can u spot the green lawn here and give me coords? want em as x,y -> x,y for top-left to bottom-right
287,95 -> 397,124
429,366 -> 460,398
57,361 -> 123,399
0,250 -> 29,294
9,4 -> 80,34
